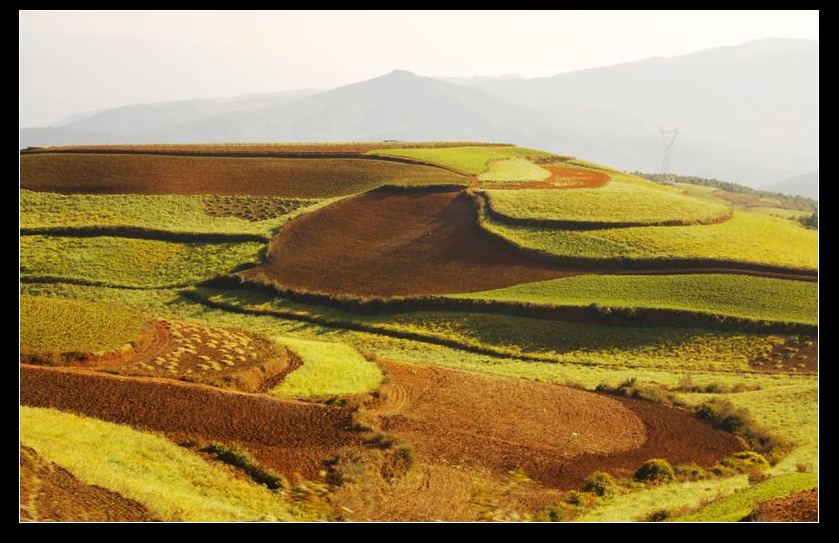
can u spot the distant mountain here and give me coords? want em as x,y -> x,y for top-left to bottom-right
763,171 -> 819,200
470,38 -> 819,184
20,39 -> 818,187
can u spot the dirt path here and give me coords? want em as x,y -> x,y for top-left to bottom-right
20,445 -> 154,522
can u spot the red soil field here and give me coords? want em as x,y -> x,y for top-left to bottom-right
20,445 -> 154,522
750,488 -> 818,522
244,189 -> 576,297
20,154 -> 467,198
495,165 -> 610,190
369,360 -> 743,489
20,365 -> 360,479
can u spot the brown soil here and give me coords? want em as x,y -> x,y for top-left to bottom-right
750,488 -> 818,522
109,320 -> 289,392
245,189 -> 576,297
20,445 -> 154,522
20,365 -> 360,480
368,360 -> 742,489
20,154 -> 466,198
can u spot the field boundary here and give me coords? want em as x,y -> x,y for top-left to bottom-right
212,275 -> 817,334
20,226 -> 269,243
183,287 -> 819,374
474,190 -> 735,229
468,192 -> 818,281
20,275 -> 199,290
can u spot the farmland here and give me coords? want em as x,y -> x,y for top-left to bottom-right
19,142 -> 818,522
21,189 -> 322,236
20,153 -> 468,197
484,209 -> 818,270
21,235 -> 264,288
481,180 -> 731,225
451,274 -> 818,325
369,145 -> 558,174
20,295 -> 148,360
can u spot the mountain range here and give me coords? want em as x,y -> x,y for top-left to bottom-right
20,38 -> 818,195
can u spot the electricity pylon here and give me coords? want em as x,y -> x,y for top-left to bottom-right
659,128 -> 680,183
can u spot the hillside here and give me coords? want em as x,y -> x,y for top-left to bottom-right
19,142 -> 818,522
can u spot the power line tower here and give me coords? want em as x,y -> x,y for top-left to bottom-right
658,128 -> 680,183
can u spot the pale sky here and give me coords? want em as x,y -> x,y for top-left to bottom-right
19,10 -> 819,126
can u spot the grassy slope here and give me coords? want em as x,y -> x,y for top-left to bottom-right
20,189 -> 324,236
483,180 -> 731,224
369,145 -> 556,174
271,336 -> 383,399
486,210 -> 818,269
452,274 -> 817,325
194,288 -> 789,372
20,407 -> 312,521
20,236 -> 263,288
20,295 -> 146,355
673,472 -> 818,522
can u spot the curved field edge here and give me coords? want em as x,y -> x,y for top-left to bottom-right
672,472 -> 818,522
222,275 -> 817,334
271,336 -> 383,399
471,194 -> 818,274
20,406 -> 315,521
20,295 -> 149,358
478,185 -> 733,228
448,274 -> 818,326
368,145 -> 560,175
184,286 -> 807,373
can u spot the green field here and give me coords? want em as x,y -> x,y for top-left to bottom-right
271,336 -> 383,399
20,295 -> 147,356
485,210 -> 818,269
482,180 -> 731,225
477,157 -> 552,183
21,407 -> 313,521
20,235 -> 263,288
452,274 -> 817,324
21,189 -> 324,236
369,145 -> 556,174
193,287 -> 793,372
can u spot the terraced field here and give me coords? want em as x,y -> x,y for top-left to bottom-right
19,142 -> 818,522
20,153 -> 468,197
452,274 -> 818,325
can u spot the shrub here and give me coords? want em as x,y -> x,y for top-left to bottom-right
200,442 -> 288,490
635,459 -> 675,483
674,463 -> 711,482
582,471 -> 619,497
720,451 -> 770,476
695,399 -> 792,462
644,509 -> 671,522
